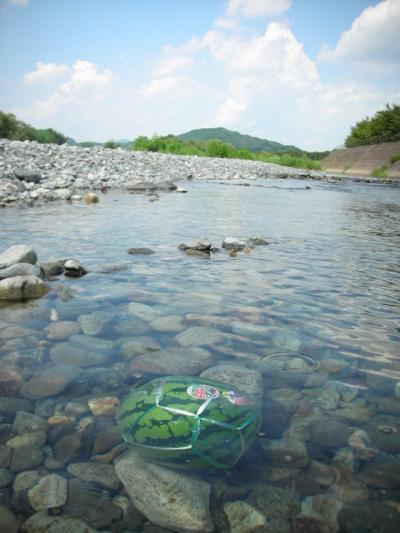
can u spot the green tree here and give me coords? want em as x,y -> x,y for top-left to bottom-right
345,104 -> 400,147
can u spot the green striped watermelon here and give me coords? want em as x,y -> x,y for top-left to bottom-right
116,376 -> 261,469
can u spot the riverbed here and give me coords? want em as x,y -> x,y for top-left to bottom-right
1,179 -> 400,531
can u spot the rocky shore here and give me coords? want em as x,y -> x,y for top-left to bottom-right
1,139 -> 391,207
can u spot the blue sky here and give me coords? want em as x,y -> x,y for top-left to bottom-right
1,0 -> 399,150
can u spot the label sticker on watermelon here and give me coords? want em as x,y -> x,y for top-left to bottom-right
187,384 -> 219,401
224,390 -> 250,406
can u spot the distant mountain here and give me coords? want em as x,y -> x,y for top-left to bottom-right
177,127 -> 300,153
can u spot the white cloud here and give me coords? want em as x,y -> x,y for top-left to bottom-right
318,0 -> 400,69
7,0 -> 29,5
204,23 -> 318,87
23,62 -> 71,84
153,38 -> 200,77
139,76 -> 200,97
227,0 -> 291,18
22,60 -> 114,115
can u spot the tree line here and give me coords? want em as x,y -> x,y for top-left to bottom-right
0,111 -> 67,145
345,104 -> 400,147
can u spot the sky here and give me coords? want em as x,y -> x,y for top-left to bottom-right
0,0 -> 399,150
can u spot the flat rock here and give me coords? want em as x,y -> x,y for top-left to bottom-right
28,474 -> 67,511
311,417 -> 351,448
120,336 -> 160,358
21,511 -> 96,533
67,462 -> 120,491
49,342 -> 107,367
0,245 -> 37,269
115,450 -> 214,532
175,326 -> 225,347
127,247 -> 155,255
64,478 -> 121,528
131,346 -> 213,375
78,311 -> 114,336
0,263 -> 42,280
39,260 -> 64,277
69,334 -> 114,353
10,446 -> 44,472
251,484 -> 301,519
0,397 -> 33,416
45,320 -> 81,340
0,505 -> 19,533
339,502 -> 400,533
178,240 -> 212,252
13,411 -> 47,434
0,275 -> 48,301
150,314 -> 186,332
20,365 -> 81,399
200,364 -> 263,399
127,301 -> 163,322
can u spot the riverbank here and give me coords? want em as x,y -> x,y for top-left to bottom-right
0,139 -> 397,207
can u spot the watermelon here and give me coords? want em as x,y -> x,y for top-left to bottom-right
116,376 -> 261,469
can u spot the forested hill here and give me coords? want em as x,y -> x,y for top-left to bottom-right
177,127 -> 300,153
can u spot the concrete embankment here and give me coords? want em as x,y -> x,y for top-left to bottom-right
322,140 -> 400,178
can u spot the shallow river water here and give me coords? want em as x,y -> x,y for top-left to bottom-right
1,179 -> 400,532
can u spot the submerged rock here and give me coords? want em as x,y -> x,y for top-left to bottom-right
115,450 -> 214,532
20,365 -> 81,400
0,245 -> 37,269
27,474 -> 67,511
175,326 -> 225,347
127,247 -> 155,255
224,501 -> 266,533
200,364 -> 264,399
178,240 -> 212,252
131,346 -> 213,375
0,275 -> 48,301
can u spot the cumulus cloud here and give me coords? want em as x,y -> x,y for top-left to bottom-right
139,76 -> 200,97
318,0 -> 400,69
24,62 -> 71,84
154,38 -> 200,77
23,60 -> 114,115
226,0 -> 291,18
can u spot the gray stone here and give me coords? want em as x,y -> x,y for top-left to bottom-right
45,320 -> 81,340
0,245 -> 37,269
67,462 -> 120,491
78,311 -> 114,335
20,365 -> 81,400
223,501 -> 266,533
175,326 -> 225,347
356,452 -> 400,489
127,247 -> 155,255
69,334 -> 114,353
261,437 -> 309,467
28,474 -> 67,511
115,450 -> 214,532
49,342 -> 107,367
7,431 -> 46,450
21,511 -> 96,533
10,446 -> 43,472
251,484 -> 300,519
0,505 -> 19,533
247,237 -> 269,245
0,468 -> 14,488
39,260 -> 64,277
338,502 -> 400,533
127,301 -> 163,322
64,478 -> 121,528
311,417 -> 351,448
178,240 -> 212,252
131,346 -> 213,375
222,237 -> 246,251
0,275 -> 48,301
14,168 -> 42,183
120,336 -> 160,358
64,259 -> 87,277
0,263 -> 42,280
348,429 -> 378,460
200,364 -> 264,399
0,397 -> 33,416
301,495 -> 342,533
150,314 -> 186,332
113,317 -> 151,336
377,395 -> 400,415
363,415 -> 400,454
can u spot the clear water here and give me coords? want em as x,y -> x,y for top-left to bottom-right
1,179 -> 400,531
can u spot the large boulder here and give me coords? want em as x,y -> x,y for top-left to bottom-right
115,450 -> 214,532
0,263 -> 43,280
0,276 -> 48,301
0,245 -> 37,269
